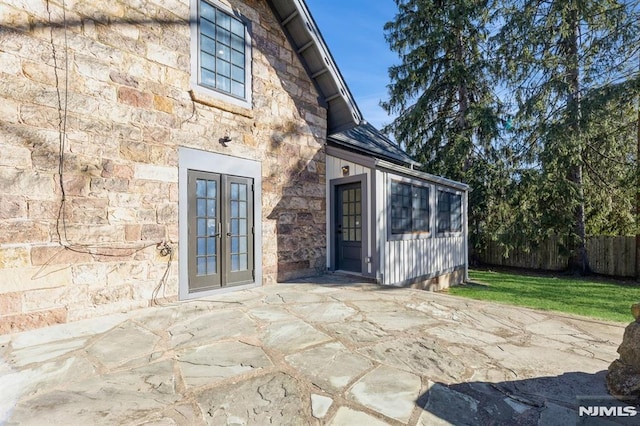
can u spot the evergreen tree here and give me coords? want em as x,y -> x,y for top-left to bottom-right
493,0 -> 639,273
382,0 -> 503,247
382,0 -> 502,180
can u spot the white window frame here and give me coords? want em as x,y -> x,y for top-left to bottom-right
190,0 -> 253,109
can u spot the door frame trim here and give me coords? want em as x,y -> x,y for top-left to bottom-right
178,147 -> 262,300
329,174 -> 368,275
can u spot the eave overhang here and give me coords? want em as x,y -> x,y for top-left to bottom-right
267,0 -> 363,133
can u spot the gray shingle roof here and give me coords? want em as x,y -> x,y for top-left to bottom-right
328,122 -> 420,167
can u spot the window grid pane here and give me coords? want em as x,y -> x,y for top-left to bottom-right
199,1 -> 246,99
391,181 -> 412,234
436,190 -> 464,233
413,186 -> 430,232
451,194 -> 462,232
391,181 -> 433,235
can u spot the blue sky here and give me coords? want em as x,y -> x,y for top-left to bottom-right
305,0 -> 400,130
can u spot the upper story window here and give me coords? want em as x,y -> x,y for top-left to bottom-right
390,180 -> 430,235
191,0 -> 252,108
437,190 -> 462,234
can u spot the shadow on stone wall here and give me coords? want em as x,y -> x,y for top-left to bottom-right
265,147 -> 327,283
257,0 -> 330,284
417,372 -> 638,425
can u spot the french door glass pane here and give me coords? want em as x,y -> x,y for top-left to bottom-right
207,238 -> 216,255
196,179 -> 206,197
207,257 -> 217,274
207,199 -> 216,216
197,257 -> 206,276
207,181 -> 217,198
196,178 -> 217,277
207,219 -> 216,236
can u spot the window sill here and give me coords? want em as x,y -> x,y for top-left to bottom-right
189,89 -> 254,119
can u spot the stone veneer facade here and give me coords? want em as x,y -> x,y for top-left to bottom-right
0,0 -> 328,333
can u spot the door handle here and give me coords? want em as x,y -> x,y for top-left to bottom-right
211,222 -> 221,238
227,232 -> 232,236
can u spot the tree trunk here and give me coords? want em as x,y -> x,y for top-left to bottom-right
566,5 -> 590,275
636,74 -> 640,279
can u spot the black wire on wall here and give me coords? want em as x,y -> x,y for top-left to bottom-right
44,0 -> 173,304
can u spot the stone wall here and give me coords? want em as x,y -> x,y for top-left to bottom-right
0,0 -> 327,333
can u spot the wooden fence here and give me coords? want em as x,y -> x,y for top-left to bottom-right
476,235 -> 638,278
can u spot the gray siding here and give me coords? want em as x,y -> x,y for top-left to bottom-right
381,236 -> 466,286
377,170 -> 467,286
327,149 -> 468,286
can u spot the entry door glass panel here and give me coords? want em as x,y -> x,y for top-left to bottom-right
336,183 -> 362,273
342,186 -> 362,242
189,171 -> 253,292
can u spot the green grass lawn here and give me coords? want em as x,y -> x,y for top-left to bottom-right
448,269 -> 640,323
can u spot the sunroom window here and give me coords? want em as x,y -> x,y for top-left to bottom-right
390,181 -> 430,235
437,190 -> 462,233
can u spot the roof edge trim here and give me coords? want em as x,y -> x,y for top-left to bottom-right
375,159 -> 470,191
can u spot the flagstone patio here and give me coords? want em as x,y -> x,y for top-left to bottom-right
0,275 -> 630,425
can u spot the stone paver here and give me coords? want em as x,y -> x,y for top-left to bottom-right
329,407 -> 390,425
196,372 -> 307,425
348,365 -> 422,422
177,341 -> 272,388
311,393 -> 333,419
0,275 -> 630,425
286,341 -> 373,392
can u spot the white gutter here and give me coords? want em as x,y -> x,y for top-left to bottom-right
374,159 -> 471,192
